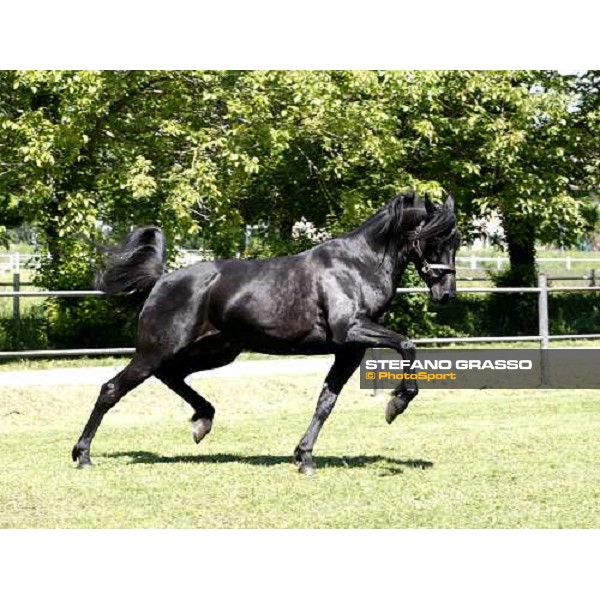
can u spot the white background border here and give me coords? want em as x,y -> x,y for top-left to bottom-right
2,1 -> 598,69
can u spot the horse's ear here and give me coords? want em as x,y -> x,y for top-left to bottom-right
424,193 -> 436,214
393,194 -> 405,218
403,189 -> 416,205
444,194 -> 455,213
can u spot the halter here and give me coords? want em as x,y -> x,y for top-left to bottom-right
409,221 -> 457,276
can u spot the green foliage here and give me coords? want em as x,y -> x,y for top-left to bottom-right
548,292 -> 600,335
1,288 -> 597,351
43,297 -> 137,349
433,291 -> 600,339
0,297 -> 137,352
0,307 -> 48,351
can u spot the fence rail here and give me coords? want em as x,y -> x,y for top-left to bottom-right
0,250 -> 214,273
1,273 -> 599,359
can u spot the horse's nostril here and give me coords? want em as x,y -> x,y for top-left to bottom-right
440,292 -> 450,305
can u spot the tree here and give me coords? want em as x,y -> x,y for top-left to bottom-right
380,70 -> 591,285
0,70 -> 242,286
201,70 -> 594,286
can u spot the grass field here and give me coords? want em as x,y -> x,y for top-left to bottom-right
1,370 -> 599,528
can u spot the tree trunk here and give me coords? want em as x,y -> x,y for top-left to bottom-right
487,215 -> 538,336
502,216 -> 537,286
37,195 -> 69,290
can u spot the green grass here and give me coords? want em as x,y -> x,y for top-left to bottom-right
1,372 -> 599,528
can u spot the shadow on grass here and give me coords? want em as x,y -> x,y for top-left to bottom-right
101,451 -> 433,474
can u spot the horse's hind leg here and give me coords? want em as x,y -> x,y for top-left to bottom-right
71,354 -> 155,468
155,346 -> 241,444
155,372 -> 215,444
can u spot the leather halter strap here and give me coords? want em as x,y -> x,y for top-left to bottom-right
409,221 -> 456,276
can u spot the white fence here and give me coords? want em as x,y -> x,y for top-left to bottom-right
0,253 -> 41,273
0,250 -> 212,273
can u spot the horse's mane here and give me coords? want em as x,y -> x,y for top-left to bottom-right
418,203 -> 456,239
350,190 -> 456,242
348,192 -> 408,248
346,190 -> 455,267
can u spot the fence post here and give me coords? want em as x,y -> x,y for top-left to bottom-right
13,272 -> 20,321
591,269 -> 596,288
538,272 -> 549,386
538,272 -> 549,349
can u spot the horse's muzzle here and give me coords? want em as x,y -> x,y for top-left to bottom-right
430,290 -> 450,305
430,277 -> 456,305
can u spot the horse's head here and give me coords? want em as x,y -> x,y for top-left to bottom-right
409,194 -> 460,305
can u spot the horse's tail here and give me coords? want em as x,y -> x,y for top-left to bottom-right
94,226 -> 167,299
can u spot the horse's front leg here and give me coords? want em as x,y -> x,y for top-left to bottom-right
384,340 -> 418,424
344,319 -> 419,424
294,348 -> 365,475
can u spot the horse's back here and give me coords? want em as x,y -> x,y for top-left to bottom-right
193,254 -> 331,351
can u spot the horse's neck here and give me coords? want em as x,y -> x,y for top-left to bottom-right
342,218 -> 412,291
379,246 -> 410,288
361,235 -> 410,294
392,249 -> 410,284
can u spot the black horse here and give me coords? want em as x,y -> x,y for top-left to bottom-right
72,190 -> 460,474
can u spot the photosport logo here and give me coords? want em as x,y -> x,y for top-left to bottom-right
360,349 -> 600,389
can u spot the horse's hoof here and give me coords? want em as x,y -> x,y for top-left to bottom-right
72,444 -> 91,466
385,397 -> 407,424
76,461 -> 93,470
298,463 -> 315,476
385,399 -> 398,424
293,448 -> 303,467
192,418 -> 213,444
